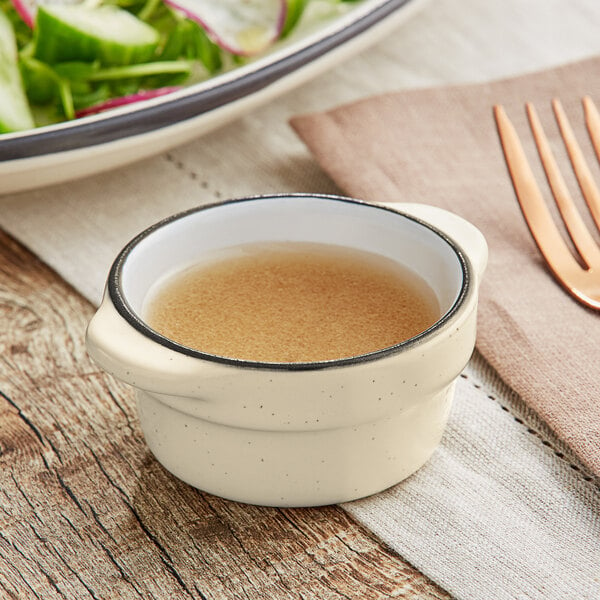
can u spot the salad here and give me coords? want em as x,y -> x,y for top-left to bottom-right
0,0 -> 359,133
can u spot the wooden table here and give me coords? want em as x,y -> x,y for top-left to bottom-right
0,229 -> 450,599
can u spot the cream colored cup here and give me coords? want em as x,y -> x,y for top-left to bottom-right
86,194 -> 487,507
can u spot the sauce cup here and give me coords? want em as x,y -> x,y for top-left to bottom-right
86,194 -> 487,507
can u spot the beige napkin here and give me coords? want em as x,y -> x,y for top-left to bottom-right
291,55 -> 600,477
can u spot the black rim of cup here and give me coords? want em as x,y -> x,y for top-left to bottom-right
107,194 -> 472,371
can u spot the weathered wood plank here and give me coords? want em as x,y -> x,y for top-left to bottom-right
0,229 -> 451,600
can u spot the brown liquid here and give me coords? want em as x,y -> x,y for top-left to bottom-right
143,243 -> 440,363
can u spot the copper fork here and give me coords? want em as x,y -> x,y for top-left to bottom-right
494,96 -> 600,311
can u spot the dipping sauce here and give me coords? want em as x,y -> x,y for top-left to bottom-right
144,242 -> 440,362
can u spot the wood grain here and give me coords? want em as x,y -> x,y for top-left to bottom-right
0,229 -> 451,600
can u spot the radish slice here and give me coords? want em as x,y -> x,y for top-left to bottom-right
75,86 -> 180,118
10,0 -> 36,27
164,0 -> 287,56
10,0 -> 81,28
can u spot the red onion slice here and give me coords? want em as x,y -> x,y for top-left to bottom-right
10,0 -> 35,27
75,86 -> 181,118
164,0 -> 287,56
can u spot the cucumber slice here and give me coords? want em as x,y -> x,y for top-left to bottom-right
34,5 -> 160,66
0,11 -> 35,133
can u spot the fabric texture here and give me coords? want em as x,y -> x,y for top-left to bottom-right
345,356 -> 600,600
291,56 -> 600,477
1,2 -> 600,597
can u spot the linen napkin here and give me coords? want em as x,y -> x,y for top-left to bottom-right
2,48 -> 600,600
345,355 -> 600,600
291,55 -> 600,478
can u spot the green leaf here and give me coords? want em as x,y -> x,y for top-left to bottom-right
72,84 -> 112,110
281,0 -> 308,37
86,60 -> 192,80
20,56 -> 60,104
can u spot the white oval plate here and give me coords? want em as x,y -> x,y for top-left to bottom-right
0,0 -> 426,195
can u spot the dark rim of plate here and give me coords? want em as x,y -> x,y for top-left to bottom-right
107,194 -> 473,371
1,0 -> 413,161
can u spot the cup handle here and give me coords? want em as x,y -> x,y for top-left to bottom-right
380,202 -> 488,281
86,291 -> 208,396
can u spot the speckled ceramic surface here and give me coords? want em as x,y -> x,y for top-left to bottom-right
86,195 -> 487,506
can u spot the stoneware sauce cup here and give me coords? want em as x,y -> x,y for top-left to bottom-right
86,194 -> 487,507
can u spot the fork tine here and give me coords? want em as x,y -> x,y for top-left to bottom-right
582,95 -> 600,230
553,98 -> 600,238
495,104 -> 600,310
527,101 -> 600,269
494,105 -> 584,278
